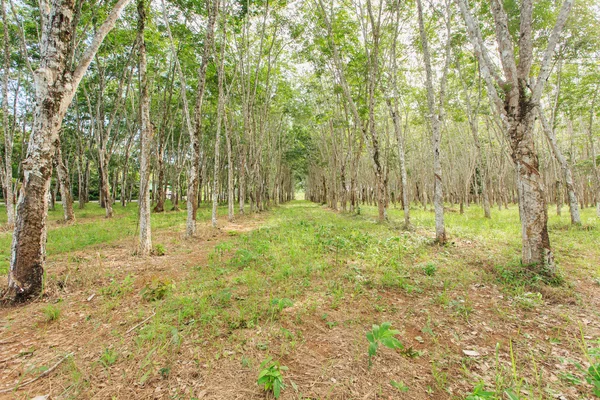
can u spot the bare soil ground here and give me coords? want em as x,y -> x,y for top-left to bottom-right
0,204 -> 599,400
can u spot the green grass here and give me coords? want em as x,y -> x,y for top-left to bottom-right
126,201 -> 598,397
2,199 -> 599,398
0,200 -> 219,275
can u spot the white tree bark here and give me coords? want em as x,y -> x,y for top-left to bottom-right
137,0 -> 152,255
417,0 -> 447,244
55,141 -> 75,222
1,0 -> 15,228
212,7 -> 225,228
538,107 -> 581,225
457,0 -> 572,272
7,0 -> 132,301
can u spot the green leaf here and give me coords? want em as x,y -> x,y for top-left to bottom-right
380,336 -> 402,350
504,388 -> 519,400
390,380 -> 409,392
273,379 -> 281,398
368,342 -> 378,357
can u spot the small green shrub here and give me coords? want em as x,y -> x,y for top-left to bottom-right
583,340 -> 600,396
101,274 -> 134,298
42,304 -> 61,322
390,380 -> 409,392
423,263 -> 437,276
586,364 -> 600,397
270,297 -> 293,316
257,357 -> 287,399
100,348 -> 118,367
153,244 -> 166,256
465,381 -> 495,399
514,291 -> 543,310
449,298 -> 473,320
366,322 -> 403,367
141,278 -> 172,301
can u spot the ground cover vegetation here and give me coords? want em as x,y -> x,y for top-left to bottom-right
1,0 -> 600,398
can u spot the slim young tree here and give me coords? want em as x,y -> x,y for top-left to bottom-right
1,0 -> 14,228
138,0 -> 152,255
417,0 -> 450,244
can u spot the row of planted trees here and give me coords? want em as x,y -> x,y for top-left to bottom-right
1,0 -> 303,302
299,0 -> 600,273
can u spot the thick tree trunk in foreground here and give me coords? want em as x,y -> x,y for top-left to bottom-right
138,0 -> 152,255
6,0 -> 132,301
511,114 -> 554,267
458,0 -> 572,272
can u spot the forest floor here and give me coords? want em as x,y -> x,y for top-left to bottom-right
0,200 -> 599,400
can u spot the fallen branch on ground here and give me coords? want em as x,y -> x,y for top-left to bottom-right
126,311 -> 156,335
0,352 -> 74,394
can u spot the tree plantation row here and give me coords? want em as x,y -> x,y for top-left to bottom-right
1,0 -> 599,303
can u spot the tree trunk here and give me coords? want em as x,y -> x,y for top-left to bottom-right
153,139 -> 166,213
137,0 -> 152,255
539,110 -> 581,224
225,107 -> 234,222
457,0 -> 572,272
417,0 -> 447,243
1,0 -> 15,228
6,0 -> 132,301
55,141 -> 75,222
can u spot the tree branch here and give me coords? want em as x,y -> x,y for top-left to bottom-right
71,0 -> 133,89
532,0 -> 573,104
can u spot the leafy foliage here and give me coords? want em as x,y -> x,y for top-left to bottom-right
257,357 -> 287,399
366,322 -> 403,366
141,277 -> 173,301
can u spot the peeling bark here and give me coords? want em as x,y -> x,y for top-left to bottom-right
6,0 -> 132,301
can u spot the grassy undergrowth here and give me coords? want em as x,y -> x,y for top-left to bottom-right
2,200 -> 599,398
114,201 -> 599,398
0,201 -> 217,275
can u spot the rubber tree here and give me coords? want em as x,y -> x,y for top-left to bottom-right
138,0 -> 152,255
6,0 -> 133,301
457,0 -> 573,273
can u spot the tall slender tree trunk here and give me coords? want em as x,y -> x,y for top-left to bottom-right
539,110 -> 581,224
225,108 -> 234,222
55,141 -> 75,222
98,150 -> 113,217
1,0 -> 15,228
137,0 -> 152,255
417,0 -> 447,243
212,1 -> 226,228
186,0 -> 217,236
153,139 -> 166,213
587,87 -> 600,217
